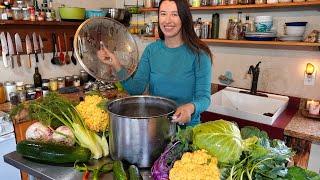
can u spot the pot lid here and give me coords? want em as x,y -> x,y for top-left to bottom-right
74,17 -> 139,82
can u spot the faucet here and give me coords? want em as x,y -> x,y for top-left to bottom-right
248,61 -> 261,95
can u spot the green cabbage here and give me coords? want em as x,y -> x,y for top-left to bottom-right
192,119 -> 256,163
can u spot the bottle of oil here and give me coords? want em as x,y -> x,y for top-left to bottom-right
33,67 -> 42,88
211,13 -> 219,39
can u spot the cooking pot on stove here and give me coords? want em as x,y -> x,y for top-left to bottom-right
107,95 -> 177,167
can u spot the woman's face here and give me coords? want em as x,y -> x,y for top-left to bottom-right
159,1 -> 182,39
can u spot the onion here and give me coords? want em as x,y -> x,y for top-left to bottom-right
52,126 -> 75,146
25,122 -> 53,141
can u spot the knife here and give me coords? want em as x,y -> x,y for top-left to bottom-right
32,32 -> 39,63
0,32 -> 9,68
26,34 -> 32,68
14,33 -> 23,67
6,32 -> 15,69
38,34 -> 44,60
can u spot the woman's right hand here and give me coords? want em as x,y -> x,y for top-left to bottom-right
97,43 -> 122,72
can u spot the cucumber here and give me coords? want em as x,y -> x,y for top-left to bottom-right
113,160 -> 127,180
128,165 -> 142,180
16,140 -> 91,164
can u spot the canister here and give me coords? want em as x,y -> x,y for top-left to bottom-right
12,7 -> 23,20
73,75 -> 81,87
57,77 -> 65,89
49,78 -> 58,91
42,87 -> 49,97
0,83 -> 6,103
4,81 -> 16,102
22,7 -> 30,21
42,79 -> 50,88
9,92 -> 19,105
80,70 -> 89,85
65,76 -> 74,87
16,81 -> 24,91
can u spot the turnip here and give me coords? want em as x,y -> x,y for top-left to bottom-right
52,126 -> 75,146
26,122 -> 53,141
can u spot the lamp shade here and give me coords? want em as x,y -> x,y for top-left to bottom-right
306,63 -> 315,75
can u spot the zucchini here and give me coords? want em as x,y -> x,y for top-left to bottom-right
113,160 -> 127,180
16,140 -> 91,164
128,165 -> 142,180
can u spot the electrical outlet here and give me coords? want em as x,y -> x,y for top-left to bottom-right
304,72 -> 316,86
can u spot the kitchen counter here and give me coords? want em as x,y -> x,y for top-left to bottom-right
4,151 -> 152,180
285,110 -> 320,143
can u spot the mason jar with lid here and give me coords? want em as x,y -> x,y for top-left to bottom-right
17,90 -> 26,103
22,7 -> 30,21
42,87 -> 49,97
49,78 -> 58,91
57,77 -> 65,89
9,92 -> 19,105
80,70 -> 89,85
73,75 -> 80,87
65,76 -> 73,87
42,79 -> 49,88
16,81 -> 24,91
4,81 -> 16,101
26,88 -> 36,100
0,83 -> 6,103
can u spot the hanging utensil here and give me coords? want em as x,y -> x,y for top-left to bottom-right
32,32 -> 39,63
25,34 -> 32,68
0,32 -> 9,68
51,33 -> 60,65
6,32 -> 15,69
39,34 -> 45,60
57,35 -> 65,65
63,33 -> 70,64
14,33 -> 23,67
70,37 -> 77,65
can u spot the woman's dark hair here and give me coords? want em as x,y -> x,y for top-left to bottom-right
158,0 -> 212,62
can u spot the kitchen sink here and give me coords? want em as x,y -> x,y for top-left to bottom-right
207,87 -> 289,125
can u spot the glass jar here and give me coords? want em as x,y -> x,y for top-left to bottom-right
22,7 -> 30,21
65,76 -> 73,87
12,7 -> 23,20
17,90 -> 26,103
9,92 -> 19,105
57,77 -> 65,89
49,78 -> 58,91
16,81 -> 24,91
80,70 -> 89,85
255,0 -> 266,3
72,75 -> 80,87
35,87 -> 43,99
42,79 -> 49,88
42,87 -> 49,97
4,81 -> 16,102
144,0 -> 153,8
0,83 -> 6,103
26,88 -> 36,100
25,84 -> 34,90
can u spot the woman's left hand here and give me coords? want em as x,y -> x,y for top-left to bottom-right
172,103 -> 195,125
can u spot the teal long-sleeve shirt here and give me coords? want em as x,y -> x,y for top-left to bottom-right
119,40 -> 212,126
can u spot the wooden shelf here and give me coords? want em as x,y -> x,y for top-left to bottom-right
140,1 -> 320,12
0,20 -> 82,26
140,36 -> 320,47
202,39 -> 320,46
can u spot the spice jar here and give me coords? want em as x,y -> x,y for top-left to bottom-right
42,79 -> 49,88
73,75 -> 80,87
9,92 -> 19,105
49,78 -> 58,91
42,87 -> 49,97
0,83 -> 6,103
26,88 -> 36,100
57,77 -> 65,89
22,7 -> 30,20
16,81 -> 24,91
35,87 -> 43,99
65,76 -> 73,87
4,81 -> 16,102
80,70 -> 89,85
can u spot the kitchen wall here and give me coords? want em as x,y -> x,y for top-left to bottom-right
119,0 -> 320,99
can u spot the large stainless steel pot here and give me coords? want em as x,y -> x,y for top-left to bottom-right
107,95 -> 177,167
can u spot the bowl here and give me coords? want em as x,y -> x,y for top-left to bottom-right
285,26 -> 306,36
255,16 -> 273,32
285,22 -> 308,26
59,7 -> 85,21
85,9 -> 106,19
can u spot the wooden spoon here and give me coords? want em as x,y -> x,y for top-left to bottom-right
57,35 -> 65,65
64,33 -> 71,64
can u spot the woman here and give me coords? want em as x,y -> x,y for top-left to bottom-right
97,0 -> 212,126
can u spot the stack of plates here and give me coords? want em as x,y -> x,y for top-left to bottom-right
278,35 -> 303,42
245,32 -> 277,41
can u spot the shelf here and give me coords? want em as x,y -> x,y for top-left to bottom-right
202,39 -> 320,46
140,1 -> 320,12
0,20 -> 83,26
140,36 -> 320,47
